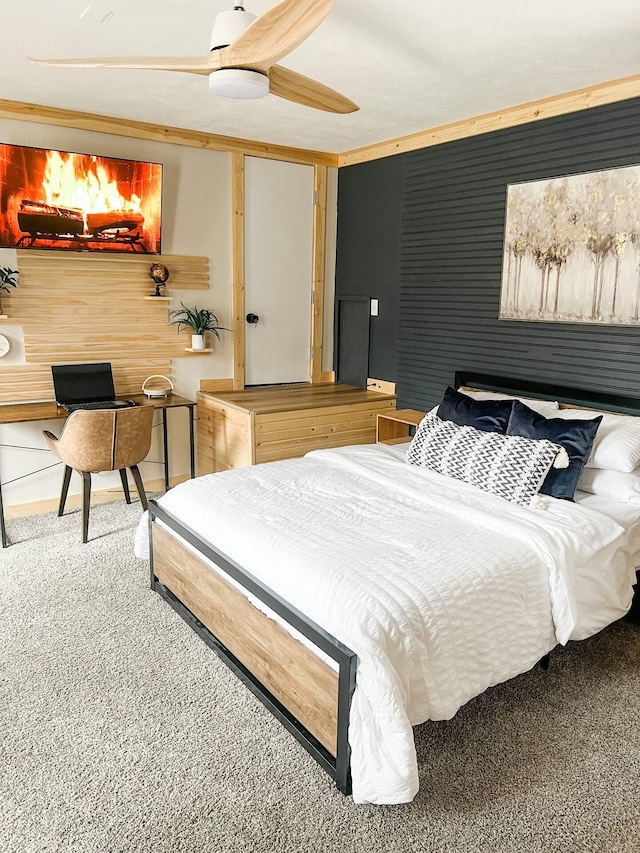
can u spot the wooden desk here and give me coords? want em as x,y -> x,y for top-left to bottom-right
0,394 -> 195,547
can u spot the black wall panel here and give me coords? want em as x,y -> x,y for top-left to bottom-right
336,297 -> 370,387
335,155 -> 404,381
335,97 -> 640,410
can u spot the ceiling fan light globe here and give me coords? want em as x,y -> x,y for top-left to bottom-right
210,9 -> 256,51
209,68 -> 269,99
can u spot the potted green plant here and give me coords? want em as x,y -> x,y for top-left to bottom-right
0,267 -> 18,318
169,303 -> 229,350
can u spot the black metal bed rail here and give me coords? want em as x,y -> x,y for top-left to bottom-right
148,500 -> 357,795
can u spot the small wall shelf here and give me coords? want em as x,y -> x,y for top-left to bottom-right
185,347 -> 213,353
144,296 -> 174,302
0,315 -> 9,320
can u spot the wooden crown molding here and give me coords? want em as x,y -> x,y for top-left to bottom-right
0,97 -> 338,168
3,71 -> 640,171
337,72 -> 640,167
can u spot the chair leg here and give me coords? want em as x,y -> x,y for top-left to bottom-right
129,465 -> 148,511
119,469 -> 131,504
81,471 -> 91,544
58,466 -> 72,517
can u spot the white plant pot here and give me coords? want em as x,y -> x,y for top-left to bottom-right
191,334 -> 206,350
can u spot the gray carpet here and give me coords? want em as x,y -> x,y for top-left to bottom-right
1,500 -> 639,853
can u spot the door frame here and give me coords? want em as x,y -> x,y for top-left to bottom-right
231,154 -> 329,390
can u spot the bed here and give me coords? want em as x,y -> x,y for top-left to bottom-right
135,373 -> 640,805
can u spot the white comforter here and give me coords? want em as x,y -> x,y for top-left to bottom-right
135,443 -> 633,804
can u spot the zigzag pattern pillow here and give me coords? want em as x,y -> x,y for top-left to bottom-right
407,413 -> 568,507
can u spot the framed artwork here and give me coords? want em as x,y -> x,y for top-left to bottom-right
499,164 -> 640,325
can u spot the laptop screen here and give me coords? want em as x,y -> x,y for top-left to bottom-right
52,363 -> 116,405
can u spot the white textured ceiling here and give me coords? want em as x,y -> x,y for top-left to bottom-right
3,0 -> 640,154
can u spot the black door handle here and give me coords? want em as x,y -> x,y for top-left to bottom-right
246,313 -> 259,324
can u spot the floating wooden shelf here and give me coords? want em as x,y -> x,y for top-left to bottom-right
0,315 -> 8,320
185,347 -> 213,353
144,296 -> 174,301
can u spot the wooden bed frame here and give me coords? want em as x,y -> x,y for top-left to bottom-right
148,372 -> 640,795
149,504 -> 357,794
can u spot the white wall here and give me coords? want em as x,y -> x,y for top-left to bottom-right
0,117 -> 232,508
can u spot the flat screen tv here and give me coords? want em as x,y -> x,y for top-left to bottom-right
0,143 -> 162,254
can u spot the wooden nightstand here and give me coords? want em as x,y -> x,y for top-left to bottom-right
376,409 -> 425,445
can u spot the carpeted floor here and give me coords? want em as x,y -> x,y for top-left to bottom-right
1,500 -> 639,853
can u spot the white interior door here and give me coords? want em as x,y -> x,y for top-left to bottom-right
244,157 -> 314,386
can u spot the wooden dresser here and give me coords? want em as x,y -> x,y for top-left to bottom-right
197,383 -> 397,474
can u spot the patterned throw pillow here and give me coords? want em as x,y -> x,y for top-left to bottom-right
407,413 -> 568,507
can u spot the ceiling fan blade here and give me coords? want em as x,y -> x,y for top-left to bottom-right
221,0 -> 335,70
269,65 -> 358,114
29,55 -> 220,75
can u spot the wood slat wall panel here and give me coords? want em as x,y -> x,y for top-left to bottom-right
0,250 -> 209,400
0,362 -> 171,402
336,96 -> 640,410
16,251 -> 210,289
397,98 -> 640,409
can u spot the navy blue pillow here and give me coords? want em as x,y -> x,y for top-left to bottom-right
507,400 -> 602,501
437,386 -> 514,434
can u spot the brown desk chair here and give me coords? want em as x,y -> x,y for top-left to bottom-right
43,406 -> 154,543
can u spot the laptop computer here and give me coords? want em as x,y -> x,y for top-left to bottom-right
52,363 -> 132,412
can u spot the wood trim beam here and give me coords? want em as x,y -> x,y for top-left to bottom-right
5,71 -> 640,171
232,153 -> 245,391
0,97 -> 338,168
310,165 -> 327,383
337,72 -> 640,167
198,378 -> 234,393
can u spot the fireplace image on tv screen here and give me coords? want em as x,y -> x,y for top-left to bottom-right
0,144 -> 162,253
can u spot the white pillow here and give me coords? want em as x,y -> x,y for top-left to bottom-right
577,466 -> 640,505
460,389 -> 560,418
554,408 -> 640,473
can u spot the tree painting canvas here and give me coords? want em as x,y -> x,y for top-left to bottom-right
499,165 -> 640,325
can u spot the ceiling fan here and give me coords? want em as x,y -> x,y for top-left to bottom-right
30,0 -> 358,114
